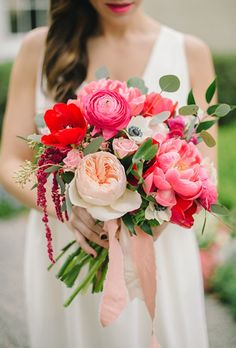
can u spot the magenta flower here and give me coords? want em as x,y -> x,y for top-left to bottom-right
84,89 -> 132,140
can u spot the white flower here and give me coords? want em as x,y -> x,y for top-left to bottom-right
126,114 -> 169,144
126,116 -> 153,144
69,179 -> 142,221
145,202 -> 171,224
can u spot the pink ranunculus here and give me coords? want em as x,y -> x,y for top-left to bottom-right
84,89 -> 131,140
167,116 -> 186,138
143,138 -> 203,208
74,79 -> 145,117
63,149 -> 83,170
68,151 -> 142,221
112,137 -> 139,159
141,92 -> 177,117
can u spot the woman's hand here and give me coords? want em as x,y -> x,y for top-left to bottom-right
152,222 -> 168,241
66,206 -> 109,257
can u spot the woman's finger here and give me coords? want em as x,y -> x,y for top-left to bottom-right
72,207 -> 104,235
72,228 -> 97,257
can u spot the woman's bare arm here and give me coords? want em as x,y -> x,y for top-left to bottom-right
0,28 -> 57,213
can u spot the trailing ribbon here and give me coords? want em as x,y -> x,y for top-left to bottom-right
100,219 -> 160,348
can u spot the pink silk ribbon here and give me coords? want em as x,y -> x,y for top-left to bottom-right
100,219 -> 160,347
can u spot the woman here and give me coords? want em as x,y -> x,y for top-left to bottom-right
0,1 -> 217,347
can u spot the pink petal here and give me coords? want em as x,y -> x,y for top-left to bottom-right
155,189 -> 176,207
99,220 -> 128,326
166,169 -> 202,199
153,168 -> 171,190
130,226 -> 157,320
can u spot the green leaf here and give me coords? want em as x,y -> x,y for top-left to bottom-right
132,139 -> 158,162
206,78 -> 217,104
95,66 -> 109,80
159,75 -> 180,92
196,120 -> 217,133
179,105 -> 199,116
211,204 -> 229,215
27,134 -> 42,143
83,137 -> 104,156
35,113 -> 46,128
140,221 -> 153,236
207,104 -> 219,116
200,130 -> 216,147
56,173 -> 66,195
45,165 -> 61,173
214,104 -> 231,118
31,183 -> 38,190
122,214 -> 136,235
127,77 -> 148,94
149,111 -> 171,126
65,190 -> 73,216
187,89 -> 196,105
61,171 -> 74,184
186,117 -> 196,141
201,210 -> 207,235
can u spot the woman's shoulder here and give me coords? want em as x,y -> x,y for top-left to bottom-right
20,26 -> 48,55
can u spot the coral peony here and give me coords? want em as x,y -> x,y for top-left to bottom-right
142,92 -> 177,117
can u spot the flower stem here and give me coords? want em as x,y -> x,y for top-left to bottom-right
47,240 -> 76,271
64,248 -> 108,307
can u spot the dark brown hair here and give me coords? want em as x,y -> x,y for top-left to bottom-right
43,0 -> 99,102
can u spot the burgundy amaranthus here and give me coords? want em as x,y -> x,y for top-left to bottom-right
37,147 -> 68,263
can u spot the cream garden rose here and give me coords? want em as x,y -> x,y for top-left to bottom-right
69,151 -> 142,221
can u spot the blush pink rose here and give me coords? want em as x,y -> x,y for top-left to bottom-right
63,149 -> 83,170
141,92 -> 177,117
112,137 -> 139,159
68,151 -> 142,221
143,138 -> 203,207
73,79 -> 145,116
84,89 -> 131,140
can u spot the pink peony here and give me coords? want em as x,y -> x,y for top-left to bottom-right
74,79 -> 145,116
142,92 -> 177,117
63,149 -> 83,171
143,138 -> 203,207
84,89 -> 131,140
167,116 -> 185,138
112,137 -> 139,159
199,179 -> 217,211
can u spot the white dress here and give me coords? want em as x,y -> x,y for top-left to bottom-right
24,25 -> 209,348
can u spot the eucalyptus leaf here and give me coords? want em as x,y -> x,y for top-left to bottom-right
187,89 -> 196,105
95,66 -> 109,80
211,204 -> 229,215
127,77 -> 148,94
61,171 -> 74,184
196,120 -> 217,133
179,105 -> 199,116
149,111 -> 171,126
45,165 -> 61,173
35,113 -> 46,128
206,78 -> 217,104
200,130 -> 216,147
159,75 -> 180,92
83,136 -> 104,156
214,104 -> 231,118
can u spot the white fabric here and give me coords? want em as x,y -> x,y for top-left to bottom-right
25,25 -> 209,348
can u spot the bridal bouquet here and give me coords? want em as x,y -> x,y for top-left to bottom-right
17,70 -> 231,345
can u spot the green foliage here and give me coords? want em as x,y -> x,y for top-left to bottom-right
212,255 -> 236,319
0,61 -> 12,135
